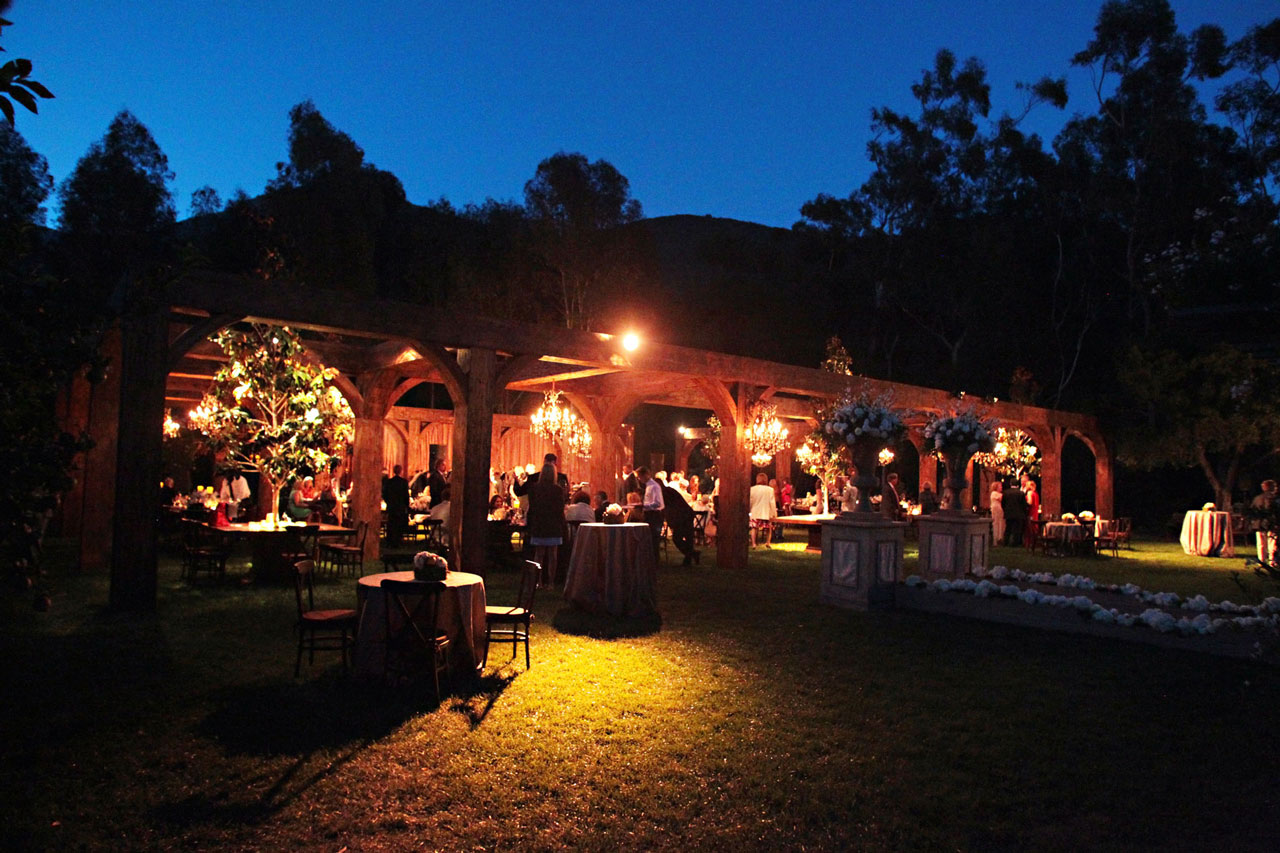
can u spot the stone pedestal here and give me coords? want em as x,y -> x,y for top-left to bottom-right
820,514 -> 908,611
917,513 -> 991,579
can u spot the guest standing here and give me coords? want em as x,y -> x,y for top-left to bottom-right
384,465 -> 410,544
637,466 -> 665,558
427,458 -> 449,508
1023,480 -> 1041,549
989,480 -> 1006,544
526,463 -> 566,587
918,482 -> 940,515
1251,479 -> 1277,566
749,472 -> 777,547
881,473 -> 902,520
1003,481 -> 1027,546
661,478 -> 700,565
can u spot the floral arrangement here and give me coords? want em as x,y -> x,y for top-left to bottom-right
923,407 -> 999,458
821,390 -> 908,448
602,503 -> 625,523
904,565 -> 1280,637
413,550 -> 449,581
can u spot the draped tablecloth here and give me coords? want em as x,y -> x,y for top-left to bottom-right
354,570 -> 487,678
1179,510 -> 1235,557
563,523 -> 657,617
1044,522 -> 1088,543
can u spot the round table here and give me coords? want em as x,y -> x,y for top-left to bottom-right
1180,510 -> 1235,557
563,522 -> 658,617
354,570 -> 488,679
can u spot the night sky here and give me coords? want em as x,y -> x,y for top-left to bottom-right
8,0 -> 1274,227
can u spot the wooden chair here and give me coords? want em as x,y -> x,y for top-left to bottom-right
182,520 -> 229,582
692,511 -> 709,546
319,520 -> 368,577
1094,519 -> 1120,557
1114,517 -> 1133,549
381,577 -> 450,696
293,559 -> 357,677
484,560 -> 539,669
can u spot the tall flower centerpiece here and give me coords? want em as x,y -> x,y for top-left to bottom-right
923,408 -> 999,513
188,325 -> 353,526
821,390 -> 908,514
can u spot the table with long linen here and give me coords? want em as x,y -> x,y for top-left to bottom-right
563,522 -> 657,617
1179,510 -> 1235,557
354,570 -> 488,679
208,521 -> 355,582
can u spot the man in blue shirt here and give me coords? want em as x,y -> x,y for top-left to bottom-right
637,466 -> 664,559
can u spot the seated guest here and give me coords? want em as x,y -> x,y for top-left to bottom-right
566,490 -> 596,523
592,490 -> 610,522
429,484 -> 451,524
287,478 -> 312,521
625,491 -> 645,523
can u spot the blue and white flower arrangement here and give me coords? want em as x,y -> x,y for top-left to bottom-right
822,390 -> 908,447
922,407 -> 999,458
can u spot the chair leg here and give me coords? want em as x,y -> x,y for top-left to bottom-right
483,624 -> 492,668
524,620 -> 531,668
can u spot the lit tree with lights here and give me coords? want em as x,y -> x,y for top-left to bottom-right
188,324 -> 353,521
974,427 -> 1041,480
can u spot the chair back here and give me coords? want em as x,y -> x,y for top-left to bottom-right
382,578 -> 446,660
354,520 -> 369,550
294,559 -> 316,617
518,560 -> 541,611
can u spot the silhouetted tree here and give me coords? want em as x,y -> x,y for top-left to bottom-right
0,2 -> 53,127
189,185 -> 222,217
0,121 -> 50,226
524,151 -> 645,329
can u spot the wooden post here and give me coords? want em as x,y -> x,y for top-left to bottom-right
450,348 -> 497,576
109,306 -> 169,611
350,417 -> 384,565
1095,439 -> 1115,519
714,387 -> 751,570
1040,428 -> 1064,518
78,340 -> 122,573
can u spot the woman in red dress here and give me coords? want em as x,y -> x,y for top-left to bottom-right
1023,480 -> 1041,549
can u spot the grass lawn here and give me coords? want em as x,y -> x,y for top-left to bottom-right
2,537 -> 1279,850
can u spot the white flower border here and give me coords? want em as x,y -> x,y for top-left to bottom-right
902,565 -> 1280,637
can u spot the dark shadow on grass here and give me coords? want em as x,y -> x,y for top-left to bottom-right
552,605 -> 662,639
447,670 -> 517,729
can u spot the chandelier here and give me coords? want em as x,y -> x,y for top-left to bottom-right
187,398 -> 218,435
163,409 -> 182,439
878,447 -> 895,466
743,400 -> 789,466
795,440 -> 818,467
530,386 -> 593,458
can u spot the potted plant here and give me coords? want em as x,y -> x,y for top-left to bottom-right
923,408 -> 999,514
820,390 -> 908,514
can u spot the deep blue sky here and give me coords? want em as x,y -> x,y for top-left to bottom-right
7,1 -> 1274,228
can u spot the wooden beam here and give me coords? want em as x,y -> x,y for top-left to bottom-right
506,366 -> 621,390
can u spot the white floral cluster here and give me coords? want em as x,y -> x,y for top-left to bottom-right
904,567 -> 1280,637
823,393 -> 906,445
923,408 -> 998,456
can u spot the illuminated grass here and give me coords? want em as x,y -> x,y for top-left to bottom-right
2,538 -> 1278,849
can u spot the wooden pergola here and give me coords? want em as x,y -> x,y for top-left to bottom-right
58,272 -> 1113,610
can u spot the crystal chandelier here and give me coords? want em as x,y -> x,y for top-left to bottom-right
743,401 -> 789,466
187,398 -> 218,435
795,440 -> 818,468
163,409 -> 182,439
530,385 -> 593,458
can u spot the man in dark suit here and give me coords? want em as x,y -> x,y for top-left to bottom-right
514,452 -> 569,501
385,464 -> 410,544
620,463 -> 640,503
427,458 -> 450,508
660,478 -> 700,566
1002,481 -> 1027,546
881,473 -> 902,520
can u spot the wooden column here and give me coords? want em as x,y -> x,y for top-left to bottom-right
1095,439 -> 1115,520
350,417 -> 384,565
717,387 -> 751,570
109,306 -> 169,611
912,429 -> 937,498
1040,428 -> 1064,518
450,348 -> 498,575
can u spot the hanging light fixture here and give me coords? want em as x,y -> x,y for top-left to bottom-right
742,400 -> 789,466
795,440 -> 818,468
163,409 -> 182,439
187,399 -> 218,435
530,385 -> 593,458
565,416 -> 593,459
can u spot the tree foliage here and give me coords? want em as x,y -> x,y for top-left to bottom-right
524,151 -> 645,329
0,4 -> 53,127
0,120 -> 50,226
188,325 -> 353,515
1117,344 -> 1280,507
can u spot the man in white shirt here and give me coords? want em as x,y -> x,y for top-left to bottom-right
749,472 -> 777,547
637,466 -> 665,557
219,469 -> 252,520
